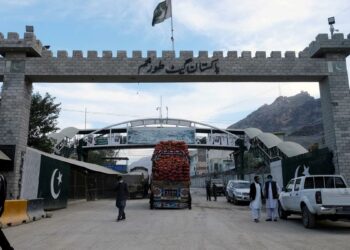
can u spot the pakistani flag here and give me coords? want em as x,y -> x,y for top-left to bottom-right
152,0 -> 172,26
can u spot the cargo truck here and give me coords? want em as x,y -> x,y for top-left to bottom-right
150,141 -> 191,209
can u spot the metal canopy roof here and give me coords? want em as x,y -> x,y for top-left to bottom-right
27,147 -> 121,175
277,141 -> 308,157
257,133 -> 282,149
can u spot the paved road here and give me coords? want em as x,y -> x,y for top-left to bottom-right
3,188 -> 350,250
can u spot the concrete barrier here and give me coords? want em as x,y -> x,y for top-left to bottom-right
0,200 -> 29,227
27,198 -> 46,222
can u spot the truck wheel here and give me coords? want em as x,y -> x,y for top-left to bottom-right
278,202 -> 288,220
302,205 -> 316,228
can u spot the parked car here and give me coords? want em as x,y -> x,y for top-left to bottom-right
226,180 -> 250,204
211,179 -> 225,196
278,175 -> 350,228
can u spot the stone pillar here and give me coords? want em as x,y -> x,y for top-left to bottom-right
0,29 -> 42,198
319,54 -> 350,184
0,53 -> 33,198
306,33 -> 350,184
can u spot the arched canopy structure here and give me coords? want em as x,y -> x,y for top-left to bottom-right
81,118 -> 241,151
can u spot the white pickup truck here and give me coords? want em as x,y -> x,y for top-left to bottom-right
278,175 -> 350,228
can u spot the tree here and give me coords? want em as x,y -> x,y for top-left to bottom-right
28,92 -> 61,153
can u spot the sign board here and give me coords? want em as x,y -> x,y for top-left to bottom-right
270,160 -> 283,188
87,134 -> 122,147
208,133 -> 236,146
127,127 -> 196,144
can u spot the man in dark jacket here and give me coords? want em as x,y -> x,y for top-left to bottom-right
249,176 -> 264,222
264,174 -> 280,221
115,176 -> 129,221
0,174 -> 14,250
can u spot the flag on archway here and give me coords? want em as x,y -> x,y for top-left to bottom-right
152,0 -> 172,26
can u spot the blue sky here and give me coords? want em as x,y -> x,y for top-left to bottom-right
1,0 -> 350,130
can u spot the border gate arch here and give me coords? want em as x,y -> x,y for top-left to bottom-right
1,28 -> 350,197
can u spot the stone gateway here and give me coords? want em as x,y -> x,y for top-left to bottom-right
0,28 -> 350,197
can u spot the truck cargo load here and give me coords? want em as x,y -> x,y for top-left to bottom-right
150,141 -> 191,209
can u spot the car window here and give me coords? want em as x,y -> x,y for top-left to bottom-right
236,183 -> 250,188
286,179 -> 295,192
294,178 -> 301,191
304,177 -> 314,189
314,177 -> 325,188
335,177 -> 347,188
325,177 -> 335,188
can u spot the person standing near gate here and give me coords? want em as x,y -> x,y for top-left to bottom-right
249,176 -> 264,223
115,175 -> 129,222
0,174 -> 14,250
205,181 -> 211,201
264,174 -> 280,221
212,183 -> 218,201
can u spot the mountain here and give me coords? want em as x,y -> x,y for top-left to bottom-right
228,91 -> 324,147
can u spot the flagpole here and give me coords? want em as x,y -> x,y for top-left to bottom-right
170,0 -> 175,51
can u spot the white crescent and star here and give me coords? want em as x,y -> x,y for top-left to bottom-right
50,169 -> 63,199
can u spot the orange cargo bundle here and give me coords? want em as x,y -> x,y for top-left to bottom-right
152,141 -> 190,181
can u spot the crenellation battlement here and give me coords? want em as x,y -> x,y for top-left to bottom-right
285,51 -> 296,58
57,50 -> 68,58
117,50 -> 127,58
213,51 -> 223,58
198,51 -> 209,58
87,51 -> 98,58
227,51 -> 238,58
255,51 -> 266,58
147,51 -> 157,58
102,51 -> 112,58
26,49 -> 324,60
162,50 -> 175,58
7,32 -> 19,40
270,51 -> 282,58
307,33 -> 350,58
0,31 -> 43,57
241,51 -> 251,59
132,51 -> 142,58
73,50 -> 83,58
179,51 -> 193,58
41,50 -> 53,57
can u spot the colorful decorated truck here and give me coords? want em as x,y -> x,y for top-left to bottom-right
150,141 -> 191,209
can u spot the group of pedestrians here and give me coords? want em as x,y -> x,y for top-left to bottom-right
249,174 -> 280,223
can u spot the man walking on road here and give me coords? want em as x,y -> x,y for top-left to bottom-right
264,175 -> 280,221
115,176 -> 129,222
249,176 -> 264,223
0,174 -> 14,250
205,181 -> 211,201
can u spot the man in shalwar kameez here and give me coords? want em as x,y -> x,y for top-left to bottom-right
264,174 -> 280,221
249,176 -> 264,223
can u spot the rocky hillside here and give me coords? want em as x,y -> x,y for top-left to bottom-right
228,91 -> 323,139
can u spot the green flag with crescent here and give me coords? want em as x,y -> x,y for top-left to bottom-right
152,0 -> 172,26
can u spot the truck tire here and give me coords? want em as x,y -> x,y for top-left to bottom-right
278,202 -> 288,220
302,205 -> 316,228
